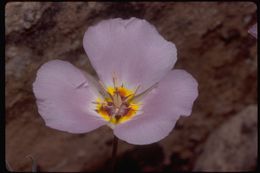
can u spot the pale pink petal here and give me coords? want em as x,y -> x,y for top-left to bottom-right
248,24 -> 257,38
83,17 -> 177,92
114,70 -> 198,145
33,60 -> 106,133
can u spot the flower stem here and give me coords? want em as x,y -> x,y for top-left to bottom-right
111,135 -> 118,172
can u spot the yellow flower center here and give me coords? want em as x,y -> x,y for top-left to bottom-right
94,85 -> 141,124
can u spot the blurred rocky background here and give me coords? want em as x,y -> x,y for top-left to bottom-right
5,2 -> 257,172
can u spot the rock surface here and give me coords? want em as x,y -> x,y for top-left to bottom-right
5,2 -> 257,172
193,105 -> 257,171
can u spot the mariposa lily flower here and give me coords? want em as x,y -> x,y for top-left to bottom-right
33,17 -> 198,145
248,23 -> 257,38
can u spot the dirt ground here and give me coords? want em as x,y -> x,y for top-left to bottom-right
5,2 -> 257,172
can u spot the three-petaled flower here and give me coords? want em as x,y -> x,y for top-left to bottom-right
33,17 -> 198,145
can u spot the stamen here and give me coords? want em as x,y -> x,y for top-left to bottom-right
131,82 -> 158,102
98,80 -> 107,91
124,94 -> 133,100
99,80 -> 113,99
134,85 -> 141,95
95,79 -> 142,125
112,72 -> 118,88
125,85 -> 141,102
